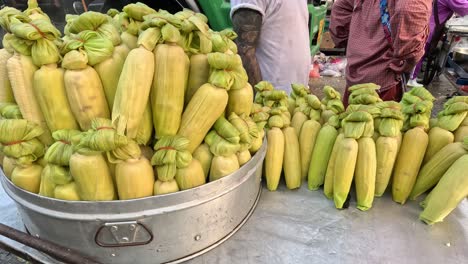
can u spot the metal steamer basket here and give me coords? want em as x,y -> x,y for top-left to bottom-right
1,141 -> 266,264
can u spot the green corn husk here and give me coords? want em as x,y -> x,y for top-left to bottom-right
437,99 -> 468,131
376,101 -> 404,137
213,116 -> 240,144
24,0 -> 50,21
0,119 -> 45,165
75,118 -> 128,153
321,85 -> 341,104
205,130 -> 241,157
67,11 -> 121,46
254,81 -> 274,104
0,103 -> 22,119
211,29 -> 238,54
151,136 -> 192,182
207,52 -> 244,90
348,83 -> 382,105
419,154 -> 468,225
62,30 -> 114,66
228,112 -> 251,145
10,17 -> 61,67
44,130 -> 81,166
123,3 -> 157,21
0,7 -> 23,33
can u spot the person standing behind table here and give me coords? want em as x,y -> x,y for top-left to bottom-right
409,0 -> 468,87
230,0 -> 311,94
330,0 -> 432,105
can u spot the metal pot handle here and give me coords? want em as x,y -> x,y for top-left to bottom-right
95,221 -> 153,247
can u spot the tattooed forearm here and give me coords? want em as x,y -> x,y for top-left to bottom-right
232,9 -> 262,87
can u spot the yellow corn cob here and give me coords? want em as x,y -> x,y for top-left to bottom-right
136,102 -> 153,145
151,44 -> 189,138
193,143 -> 213,178
396,132 -> 403,153
176,158 -> 206,190
154,179 -> 179,195
333,137 -> 359,209
113,46 -> 154,139
308,123 -> 338,189
410,142 -> 467,200
419,154 -> 468,225
355,137 -> 376,211
227,83 -> 254,116
291,111 -> 308,138
38,165 -> 56,198
2,156 -> 16,179
7,53 -> 52,144
209,154 -> 240,182
423,127 -> 454,164
392,127 -> 428,204
94,44 -> 130,109
375,136 -> 399,196
64,66 -> 110,131
34,64 -> 79,132
0,49 -> 14,103
11,164 -> 43,194
186,53 -> 210,105
283,126 -> 301,189
54,182 -> 80,201
265,127 -> 285,191
454,126 -> 468,142
116,157 -> 154,200
178,83 -> 229,153
69,153 -> 115,201
323,133 -> 344,199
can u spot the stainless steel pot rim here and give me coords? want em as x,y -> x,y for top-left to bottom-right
1,140 -> 266,220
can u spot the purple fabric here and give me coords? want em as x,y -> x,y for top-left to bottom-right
413,0 -> 468,79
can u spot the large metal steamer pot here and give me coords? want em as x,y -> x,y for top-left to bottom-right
1,141 -> 266,264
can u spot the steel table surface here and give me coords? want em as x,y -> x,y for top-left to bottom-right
1,180 -> 467,264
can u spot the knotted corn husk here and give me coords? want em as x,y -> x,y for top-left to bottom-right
67,11 -> 121,46
45,130 -> 81,166
254,81 -> 274,104
151,136 -> 192,182
118,3 -> 157,49
0,119 -> 45,165
348,83 -> 382,105
24,0 -> 50,21
376,101 -> 404,137
62,30 -> 114,66
437,98 -> 468,132
0,103 -> 22,119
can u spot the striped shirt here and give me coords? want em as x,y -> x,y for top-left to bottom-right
330,0 -> 432,91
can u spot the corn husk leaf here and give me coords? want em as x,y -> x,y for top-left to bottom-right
45,129 -> 81,166
151,136 -> 192,181
0,119 -> 44,165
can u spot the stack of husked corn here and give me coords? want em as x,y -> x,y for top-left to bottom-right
0,2 -> 261,201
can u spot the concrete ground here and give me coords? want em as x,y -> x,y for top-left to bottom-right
0,73 -> 463,264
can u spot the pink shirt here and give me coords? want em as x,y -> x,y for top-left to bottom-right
330,0 -> 432,91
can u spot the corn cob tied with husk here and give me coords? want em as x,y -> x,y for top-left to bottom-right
410,139 -> 468,200
309,115 -> 340,191
0,119 -> 45,192
152,135 -> 203,193
454,114 -> 468,142
255,84 -> 290,191
204,115 -> 241,181
193,143 -> 213,179
320,85 -> 345,124
10,16 -> 81,134
392,87 -> 434,204
374,101 -> 403,197
296,94 -> 322,181
178,52 -> 243,153
40,129 -> 81,200
173,10 -> 214,105
111,18 -> 160,140
118,3 -> 156,50
61,31 -> 112,131
423,96 -> 468,164
0,8 -> 23,104
149,13 -> 190,139
419,140 -> 468,225
6,15 -> 54,145
66,11 -> 130,110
